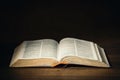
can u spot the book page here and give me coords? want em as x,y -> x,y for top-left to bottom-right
58,38 -> 98,61
75,39 -> 98,60
40,39 -> 58,59
57,38 -> 76,60
22,40 -> 42,58
22,39 -> 58,60
97,46 -> 110,66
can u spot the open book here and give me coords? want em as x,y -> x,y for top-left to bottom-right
9,37 -> 110,67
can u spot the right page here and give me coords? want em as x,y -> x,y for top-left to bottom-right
57,38 -> 76,61
58,38 -> 98,61
58,37 -> 110,67
75,38 -> 98,61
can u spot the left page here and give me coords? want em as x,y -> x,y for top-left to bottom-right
22,39 -> 58,60
10,39 -> 58,67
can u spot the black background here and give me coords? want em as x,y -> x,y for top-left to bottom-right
0,0 -> 120,67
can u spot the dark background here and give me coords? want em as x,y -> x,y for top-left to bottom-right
0,1 -> 120,80
0,0 -> 120,67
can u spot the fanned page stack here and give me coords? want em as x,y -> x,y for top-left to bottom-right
9,37 -> 110,67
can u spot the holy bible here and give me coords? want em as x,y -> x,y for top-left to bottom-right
9,37 -> 110,67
